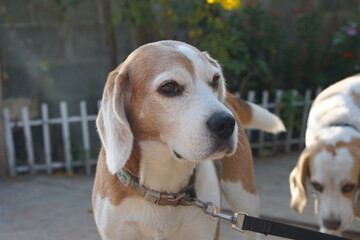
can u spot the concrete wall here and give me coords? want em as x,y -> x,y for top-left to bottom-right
0,0 -> 134,116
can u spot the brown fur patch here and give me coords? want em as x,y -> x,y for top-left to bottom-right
213,220 -> 220,240
92,148 -> 140,208
325,144 -> 336,156
202,51 -> 220,68
351,90 -> 360,109
339,139 -> 360,201
225,93 -> 253,126
220,94 -> 257,194
319,106 -> 340,119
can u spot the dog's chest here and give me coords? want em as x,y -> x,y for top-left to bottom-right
117,198 -> 205,236
95,161 -> 220,239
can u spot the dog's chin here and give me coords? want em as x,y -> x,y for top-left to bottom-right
173,144 -> 235,162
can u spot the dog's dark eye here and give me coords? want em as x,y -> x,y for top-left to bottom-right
311,182 -> 324,192
158,81 -> 182,96
210,74 -> 220,90
341,184 -> 355,193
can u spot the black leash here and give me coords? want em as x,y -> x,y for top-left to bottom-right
242,215 -> 351,240
190,199 -> 351,240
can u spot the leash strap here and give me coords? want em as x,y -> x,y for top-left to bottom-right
241,215 -> 351,240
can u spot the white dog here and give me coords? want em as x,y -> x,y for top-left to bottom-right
93,40 -> 285,240
290,74 -> 360,235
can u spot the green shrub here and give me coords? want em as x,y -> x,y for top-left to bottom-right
113,0 -> 360,92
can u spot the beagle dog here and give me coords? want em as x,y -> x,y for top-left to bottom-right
93,40 -> 285,240
290,74 -> 360,236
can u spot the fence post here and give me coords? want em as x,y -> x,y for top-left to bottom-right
258,90 -> 269,156
246,91 -> 255,141
80,101 -> 91,175
299,89 -> 312,149
41,103 -> 52,174
3,108 -> 16,176
272,89 -> 283,153
0,65 -> 7,177
285,90 -> 298,153
60,101 -> 73,174
22,106 -> 35,174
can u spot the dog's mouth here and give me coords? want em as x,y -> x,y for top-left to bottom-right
173,151 -> 184,159
173,144 -> 233,161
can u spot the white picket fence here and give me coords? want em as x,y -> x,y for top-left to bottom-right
3,88 -> 322,176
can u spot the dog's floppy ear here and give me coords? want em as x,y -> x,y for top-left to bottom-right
289,148 -> 311,214
356,169 -> 360,219
349,142 -> 360,219
202,51 -> 226,102
355,189 -> 360,219
97,65 -> 134,175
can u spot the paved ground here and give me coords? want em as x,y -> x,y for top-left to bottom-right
0,152 -> 359,240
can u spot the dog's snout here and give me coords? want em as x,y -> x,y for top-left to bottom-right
206,113 -> 235,139
323,219 -> 342,230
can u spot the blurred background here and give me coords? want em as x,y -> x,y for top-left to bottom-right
1,0 -> 360,175
0,0 -> 360,239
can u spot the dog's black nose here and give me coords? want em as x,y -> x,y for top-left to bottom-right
323,219 -> 341,230
207,113 -> 235,139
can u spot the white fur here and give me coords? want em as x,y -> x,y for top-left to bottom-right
95,161 -> 220,240
292,74 -> 360,235
96,79 -> 134,175
245,102 -> 286,134
221,181 -> 264,240
306,74 -> 360,146
139,140 -> 196,193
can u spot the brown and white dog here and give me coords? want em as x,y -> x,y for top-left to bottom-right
93,40 -> 285,240
290,75 -> 360,236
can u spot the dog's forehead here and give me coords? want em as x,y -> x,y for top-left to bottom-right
125,41 -> 219,84
310,144 -> 358,184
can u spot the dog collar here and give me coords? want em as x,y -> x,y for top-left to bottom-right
117,166 -> 198,206
329,123 -> 360,132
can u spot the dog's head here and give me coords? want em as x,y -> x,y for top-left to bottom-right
290,129 -> 360,235
96,41 -> 237,174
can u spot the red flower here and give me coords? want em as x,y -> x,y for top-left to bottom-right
318,38 -> 325,44
271,19 -> 278,25
342,52 -> 354,59
246,2 -> 252,8
293,9 -> 302,15
300,49 -> 308,55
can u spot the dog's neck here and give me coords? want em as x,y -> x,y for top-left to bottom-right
126,140 -> 196,194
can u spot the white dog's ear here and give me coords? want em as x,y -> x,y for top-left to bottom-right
202,51 -> 226,102
97,65 -> 134,175
289,149 -> 311,214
